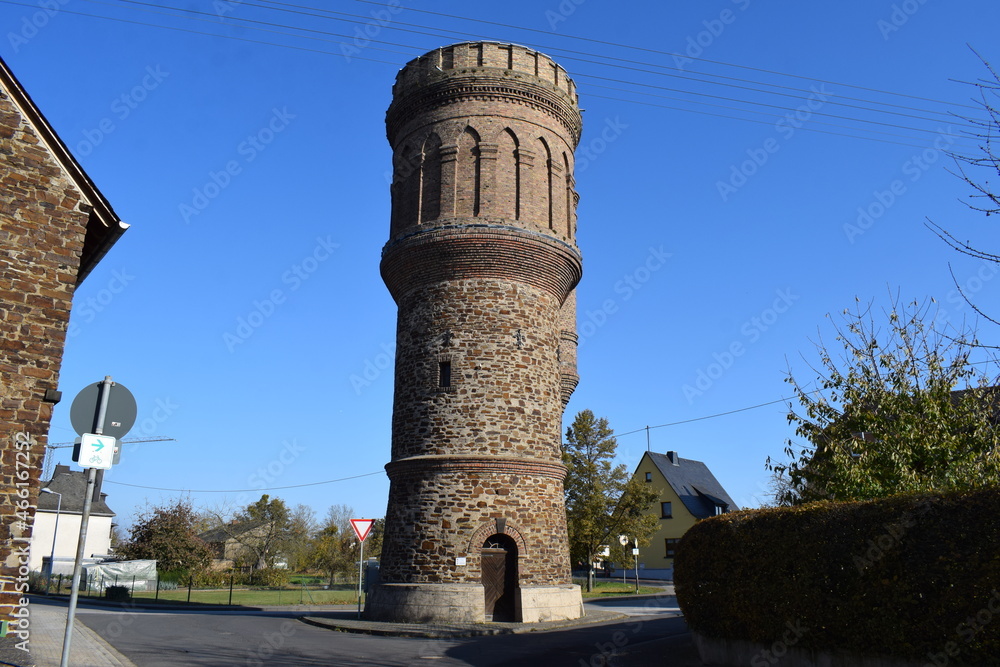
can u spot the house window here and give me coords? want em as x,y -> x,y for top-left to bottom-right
661,502 -> 672,519
644,472 -> 652,482
665,538 -> 679,558
439,361 -> 451,387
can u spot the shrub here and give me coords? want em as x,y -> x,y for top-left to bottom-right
27,571 -> 49,594
675,487 -> 1000,664
248,567 -> 290,588
105,585 -> 130,602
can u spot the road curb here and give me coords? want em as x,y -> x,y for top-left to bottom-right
299,609 -> 631,638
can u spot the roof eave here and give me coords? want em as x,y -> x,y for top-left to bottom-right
0,56 -> 129,285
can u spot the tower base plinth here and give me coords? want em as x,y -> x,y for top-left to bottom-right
363,583 -> 583,624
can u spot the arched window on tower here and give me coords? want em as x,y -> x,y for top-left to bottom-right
420,133 -> 442,223
394,143 -> 421,232
563,152 -> 573,237
497,128 -> 520,221
457,127 -> 481,217
536,137 -> 552,230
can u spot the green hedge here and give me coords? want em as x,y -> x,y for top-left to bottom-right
170,567 -> 291,589
675,487 -> 1000,665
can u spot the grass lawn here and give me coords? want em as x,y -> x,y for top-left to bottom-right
130,586 -> 360,606
575,580 -> 663,598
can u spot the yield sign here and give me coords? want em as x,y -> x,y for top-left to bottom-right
350,518 -> 375,542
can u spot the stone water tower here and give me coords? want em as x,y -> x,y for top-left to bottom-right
366,42 -> 584,624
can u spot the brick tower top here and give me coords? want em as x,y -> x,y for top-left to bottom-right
388,42 -> 582,146
384,41 -> 584,265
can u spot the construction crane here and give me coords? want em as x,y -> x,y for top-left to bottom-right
43,436 -> 175,479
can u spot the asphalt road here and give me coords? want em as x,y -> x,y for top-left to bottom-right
67,596 -> 700,667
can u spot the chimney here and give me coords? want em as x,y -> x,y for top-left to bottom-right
666,451 -> 680,466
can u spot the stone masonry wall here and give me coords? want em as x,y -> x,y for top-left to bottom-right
0,84 -> 87,621
379,466 -> 573,586
376,42 -> 582,611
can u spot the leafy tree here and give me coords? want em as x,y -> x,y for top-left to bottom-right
363,517 -> 385,562
308,504 -> 356,586
229,494 -> 291,570
771,297 -> 1000,505
562,410 -> 658,592
118,499 -> 212,573
281,504 -> 317,571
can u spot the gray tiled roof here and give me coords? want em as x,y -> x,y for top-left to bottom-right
198,520 -> 267,544
36,465 -> 115,517
647,452 -> 738,519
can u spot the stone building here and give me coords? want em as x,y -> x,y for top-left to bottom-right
0,55 -> 127,629
366,42 -> 584,623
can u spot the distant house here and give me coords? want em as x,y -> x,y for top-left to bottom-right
630,451 -> 738,578
30,465 -> 117,575
198,521 -> 275,571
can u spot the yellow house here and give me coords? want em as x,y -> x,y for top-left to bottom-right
632,451 -> 738,576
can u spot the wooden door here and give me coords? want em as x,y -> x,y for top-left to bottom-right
482,536 -> 518,622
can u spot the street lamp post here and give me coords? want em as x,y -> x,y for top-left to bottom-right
40,488 -> 62,595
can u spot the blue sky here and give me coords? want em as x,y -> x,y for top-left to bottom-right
5,0 -> 999,527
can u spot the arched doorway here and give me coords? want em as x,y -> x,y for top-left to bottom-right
481,534 -> 519,622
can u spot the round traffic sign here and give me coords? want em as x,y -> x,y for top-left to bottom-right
70,380 -> 137,440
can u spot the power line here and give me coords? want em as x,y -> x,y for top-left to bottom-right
102,393 -> 815,493
172,0 -> 984,135
37,0 -> 984,138
616,393 -> 810,438
103,470 -> 385,493
349,0 -> 982,111
7,0 -> 980,151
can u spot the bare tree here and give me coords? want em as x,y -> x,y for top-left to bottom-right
928,53 -> 1000,325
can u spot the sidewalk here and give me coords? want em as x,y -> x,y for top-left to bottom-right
24,601 -> 134,667
301,608 -> 630,638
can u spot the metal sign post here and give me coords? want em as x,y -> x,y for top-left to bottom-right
357,539 -> 364,619
618,535 -> 628,585
350,519 -> 374,619
632,546 -> 640,594
60,376 -> 134,667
